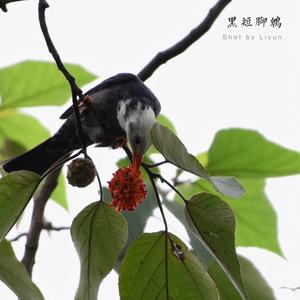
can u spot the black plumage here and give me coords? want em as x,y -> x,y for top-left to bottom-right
2,73 -> 161,176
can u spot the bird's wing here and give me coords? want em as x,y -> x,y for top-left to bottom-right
60,73 -> 137,119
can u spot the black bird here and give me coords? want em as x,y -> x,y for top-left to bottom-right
2,73 -> 161,176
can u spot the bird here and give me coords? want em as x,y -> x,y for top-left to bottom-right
2,73 -> 161,176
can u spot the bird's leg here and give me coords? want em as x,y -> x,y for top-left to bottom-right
113,137 -> 128,149
78,95 -> 92,112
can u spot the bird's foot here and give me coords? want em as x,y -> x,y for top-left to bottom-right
114,137 -> 128,149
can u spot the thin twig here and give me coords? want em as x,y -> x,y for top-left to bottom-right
9,232 -> 27,242
157,174 -> 187,203
41,150 -> 83,180
147,170 -> 169,232
142,160 -> 168,168
280,287 -> 300,292
123,146 -> 170,298
10,223 -> 70,242
138,0 -> 231,81
42,222 -> 70,232
22,168 -> 61,277
143,167 -> 186,297
171,169 -> 184,186
85,154 -> 103,201
122,145 -> 133,162
38,0 -> 87,155
95,171 -> 103,201
147,171 -> 169,299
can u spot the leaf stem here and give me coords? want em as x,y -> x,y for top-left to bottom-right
123,146 -> 170,298
147,172 -> 170,299
85,154 -> 103,201
142,160 -> 168,168
147,173 -> 168,232
40,150 -> 83,180
157,174 -> 187,204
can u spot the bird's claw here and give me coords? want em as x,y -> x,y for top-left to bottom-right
114,137 -> 128,149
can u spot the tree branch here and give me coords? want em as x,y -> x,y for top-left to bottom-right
21,168 -> 61,277
138,0 -> 231,81
0,0 -> 25,12
38,0 -> 87,155
38,0 -> 103,197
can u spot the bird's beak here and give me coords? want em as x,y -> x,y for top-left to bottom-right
132,152 -> 142,173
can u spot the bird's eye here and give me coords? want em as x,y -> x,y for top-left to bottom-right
134,136 -> 141,145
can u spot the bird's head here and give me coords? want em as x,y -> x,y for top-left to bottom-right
116,75 -> 161,170
123,104 -> 156,168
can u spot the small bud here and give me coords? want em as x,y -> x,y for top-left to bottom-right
67,158 -> 96,187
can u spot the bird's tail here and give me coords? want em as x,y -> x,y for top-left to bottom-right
2,138 -> 71,176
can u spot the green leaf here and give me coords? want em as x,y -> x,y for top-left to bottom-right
0,139 -> 27,159
51,172 -> 68,210
71,201 -> 128,300
177,179 -> 282,256
207,128 -> 300,178
119,232 -> 219,300
103,183 -> 157,270
185,193 -> 247,300
0,171 -> 40,242
228,179 -> 282,255
148,114 -> 176,155
157,114 -> 176,133
151,123 -> 244,198
211,176 -> 245,198
0,60 -> 97,108
0,240 -> 44,300
197,152 -> 208,168
163,196 -> 213,267
151,123 -> 210,181
121,184 -> 156,245
209,256 -> 275,300
0,111 -> 50,149
116,157 -> 131,169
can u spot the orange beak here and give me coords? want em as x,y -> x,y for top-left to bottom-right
132,152 -> 142,173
